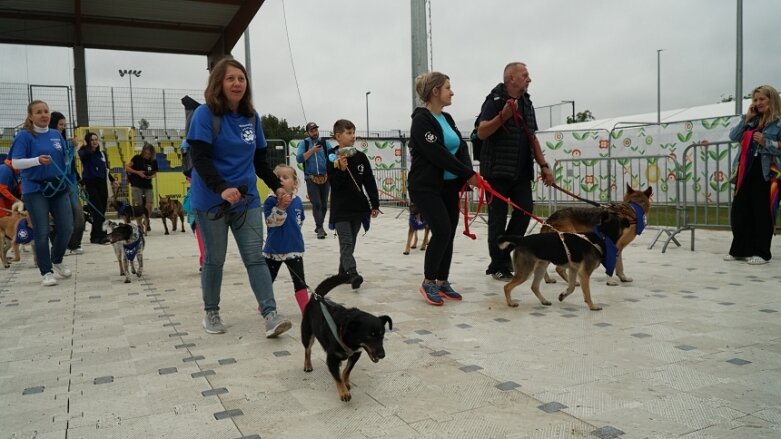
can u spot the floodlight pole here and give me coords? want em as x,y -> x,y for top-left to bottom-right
119,69 -> 142,128
735,0 -> 743,114
657,49 -> 663,124
365,91 -> 371,139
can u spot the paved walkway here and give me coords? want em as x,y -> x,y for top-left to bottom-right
1,208 -> 780,439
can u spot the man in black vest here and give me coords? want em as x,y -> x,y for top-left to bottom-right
477,62 -> 554,280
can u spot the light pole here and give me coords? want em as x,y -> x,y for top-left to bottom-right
365,91 -> 371,139
656,49 -> 663,124
561,100 -> 575,122
118,69 -> 142,128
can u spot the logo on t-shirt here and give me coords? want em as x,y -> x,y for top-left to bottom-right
241,126 -> 256,144
51,139 -> 63,151
424,131 -> 437,143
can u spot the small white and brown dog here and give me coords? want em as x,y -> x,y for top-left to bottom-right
103,220 -> 145,283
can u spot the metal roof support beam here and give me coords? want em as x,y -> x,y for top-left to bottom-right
73,45 -> 89,127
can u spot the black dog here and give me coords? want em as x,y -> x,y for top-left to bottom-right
302,274 -> 392,402
112,199 -> 149,231
498,212 -> 628,311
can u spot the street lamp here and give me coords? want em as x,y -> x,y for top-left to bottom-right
561,100 -> 575,122
656,49 -> 664,124
365,91 -> 371,139
118,69 -> 142,128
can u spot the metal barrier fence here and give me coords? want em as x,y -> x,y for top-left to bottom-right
663,140 -> 738,252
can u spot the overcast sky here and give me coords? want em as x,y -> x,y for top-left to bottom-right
1,0 -> 779,132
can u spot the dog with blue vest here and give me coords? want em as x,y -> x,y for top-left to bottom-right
103,220 -> 145,283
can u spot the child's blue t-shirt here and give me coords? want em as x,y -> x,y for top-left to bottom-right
262,194 -> 305,260
432,113 -> 461,180
10,129 -> 69,194
186,105 -> 267,211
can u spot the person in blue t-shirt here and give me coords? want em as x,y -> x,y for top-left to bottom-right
10,100 -> 74,287
296,122 -> 333,239
408,72 -> 478,306
187,57 -> 292,338
79,131 -> 117,244
263,164 -> 308,313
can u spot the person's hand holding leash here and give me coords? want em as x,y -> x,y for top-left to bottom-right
499,99 -> 517,122
337,155 -> 349,170
370,208 -> 381,218
38,155 -> 52,165
541,166 -> 554,186
221,187 -> 242,204
275,188 -> 292,209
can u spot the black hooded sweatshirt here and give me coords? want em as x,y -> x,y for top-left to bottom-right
408,107 -> 475,193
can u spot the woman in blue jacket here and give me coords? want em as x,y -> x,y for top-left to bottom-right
726,84 -> 781,265
10,100 -> 74,286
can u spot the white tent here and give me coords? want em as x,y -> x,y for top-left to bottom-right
546,98 -> 753,132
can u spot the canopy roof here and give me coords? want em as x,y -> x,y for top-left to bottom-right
0,0 -> 264,60
547,99 -> 753,132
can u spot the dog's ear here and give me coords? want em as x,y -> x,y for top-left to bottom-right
643,186 -> 653,197
379,315 -> 393,331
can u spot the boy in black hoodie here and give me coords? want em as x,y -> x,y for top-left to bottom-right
327,119 -> 380,289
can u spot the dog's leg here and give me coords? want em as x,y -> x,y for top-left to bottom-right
420,226 -> 429,251
0,236 -> 9,268
12,240 -> 21,262
609,230 -> 634,285
341,351 -> 362,391
410,229 -> 418,249
404,229 -> 414,255
327,354 -> 351,401
504,254 -> 532,307
558,266 -> 578,303
129,258 -> 136,275
530,262 -> 552,306
302,316 -> 315,372
579,268 -> 602,311
137,252 -> 143,277
162,217 -> 170,235
179,214 -> 185,232
543,271 -> 557,284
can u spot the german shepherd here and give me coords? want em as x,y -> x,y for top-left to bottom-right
403,203 -> 429,255
498,211 -> 628,311
103,220 -> 145,283
302,274 -> 393,402
111,199 -> 149,232
542,184 -> 652,286
158,196 -> 185,235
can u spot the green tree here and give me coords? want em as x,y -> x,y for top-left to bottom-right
566,110 -> 596,124
261,114 -> 304,144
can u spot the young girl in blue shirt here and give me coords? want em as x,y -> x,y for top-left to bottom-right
263,164 -> 309,312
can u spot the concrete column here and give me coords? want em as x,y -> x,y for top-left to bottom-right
73,45 -> 89,126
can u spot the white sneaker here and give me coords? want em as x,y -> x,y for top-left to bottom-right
746,256 -> 769,265
52,263 -> 72,278
67,247 -> 83,256
723,255 -> 746,261
42,272 -> 58,286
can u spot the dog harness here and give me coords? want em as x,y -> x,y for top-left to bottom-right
556,227 -> 618,277
312,294 -> 356,356
123,230 -> 143,262
15,218 -> 34,244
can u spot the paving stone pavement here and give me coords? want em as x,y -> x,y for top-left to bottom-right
1,209 -> 779,439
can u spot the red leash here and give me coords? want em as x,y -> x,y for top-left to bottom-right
460,174 -> 546,240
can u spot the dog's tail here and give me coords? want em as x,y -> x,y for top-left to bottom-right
497,234 -> 526,251
314,274 -> 349,297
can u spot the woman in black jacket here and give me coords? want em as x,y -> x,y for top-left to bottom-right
408,71 -> 478,306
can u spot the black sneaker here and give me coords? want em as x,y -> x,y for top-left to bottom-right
349,273 -> 364,289
492,270 -> 513,281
